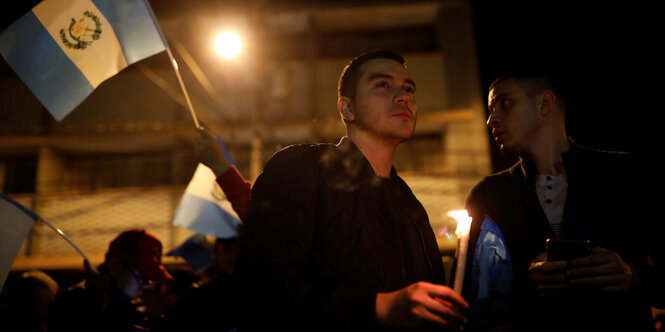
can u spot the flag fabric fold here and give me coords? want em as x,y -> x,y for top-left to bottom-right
172,163 -> 241,239
0,0 -> 166,121
0,194 -> 41,290
166,233 -> 216,273
469,215 -> 513,317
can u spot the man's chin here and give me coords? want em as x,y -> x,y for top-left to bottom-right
390,127 -> 415,143
499,144 -> 520,157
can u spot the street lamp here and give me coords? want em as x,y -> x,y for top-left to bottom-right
214,31 -> 242,60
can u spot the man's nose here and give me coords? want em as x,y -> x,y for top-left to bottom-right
394,87 -> 412,105
486,112 -> 498,128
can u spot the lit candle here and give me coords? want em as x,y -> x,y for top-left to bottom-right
450,210 -> 472,295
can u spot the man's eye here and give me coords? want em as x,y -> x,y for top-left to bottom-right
404,86 -> 415,93
376,81 -> 389,88
492,99 -> 510,111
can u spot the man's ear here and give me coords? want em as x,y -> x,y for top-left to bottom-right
538,90 -> 557,115
337,97 -> 354,122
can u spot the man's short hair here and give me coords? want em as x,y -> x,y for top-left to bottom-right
337,50 -> 406,101
489,70 -> 568,110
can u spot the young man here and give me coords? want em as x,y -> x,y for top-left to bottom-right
463,73 -> 665,331
236,50 -> 467,331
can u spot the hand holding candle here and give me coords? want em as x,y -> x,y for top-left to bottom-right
450,210 -> 472,295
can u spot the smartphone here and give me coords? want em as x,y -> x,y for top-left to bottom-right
546,238 -> 592,261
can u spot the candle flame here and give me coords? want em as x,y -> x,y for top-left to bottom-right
449,210 -> 472,237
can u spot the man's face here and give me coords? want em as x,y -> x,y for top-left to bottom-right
115,264 -> 147,299
349,58 -> 418,144
486,79 -> 542,156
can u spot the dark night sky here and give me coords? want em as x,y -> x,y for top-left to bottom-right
470,1 -> 661,171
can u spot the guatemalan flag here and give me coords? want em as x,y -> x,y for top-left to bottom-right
0,194 -> 40,290
0,0 -> 167,121
172,163 -> 241,239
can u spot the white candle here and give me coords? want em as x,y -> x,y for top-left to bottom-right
450,210 -> 472,295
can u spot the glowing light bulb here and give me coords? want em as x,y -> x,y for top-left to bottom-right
214,31 -> 242,59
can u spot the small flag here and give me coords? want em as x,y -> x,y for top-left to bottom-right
470,215 -> 513,315
0,0 -> 167,121
172,163 -> 241,239
0,194 -> 40,290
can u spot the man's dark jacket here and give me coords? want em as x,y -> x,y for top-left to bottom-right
237,137 -> 445,331
464,141 -> 665,331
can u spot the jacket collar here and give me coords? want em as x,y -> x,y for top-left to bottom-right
336,136 -> 399,180
515,137 -> 579,182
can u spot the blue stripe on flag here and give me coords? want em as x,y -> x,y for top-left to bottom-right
93,0 -> 166,65
0,11 -> 93,121
173,192 -> 240,239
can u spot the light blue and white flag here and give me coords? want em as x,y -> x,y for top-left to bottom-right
0,0 -> 167,121
0,194 -> 40,290
166,233 -> 216,273
470,215 -> 513,316
172,164 -> 241,239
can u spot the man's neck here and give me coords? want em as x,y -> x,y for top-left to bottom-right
348,131 -> 398,177
528,136 -> 571,175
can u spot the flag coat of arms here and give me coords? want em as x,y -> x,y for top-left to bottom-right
0,0 -> 166,121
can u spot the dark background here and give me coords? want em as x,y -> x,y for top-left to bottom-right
1,1 -> 661,172
470,1 -> 661,171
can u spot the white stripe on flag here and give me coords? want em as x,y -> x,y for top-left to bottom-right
172,164 -> 241,239
0,194 -> 40,291
0,0 -> 167,121
33,0 -> 127,88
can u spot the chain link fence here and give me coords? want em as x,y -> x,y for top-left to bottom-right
9,173 -> 476,269
12,186 -> 194,261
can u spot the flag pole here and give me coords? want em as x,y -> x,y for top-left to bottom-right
39,218 -> 99,275
166,46 -> 201,129
141,0 -> 201,129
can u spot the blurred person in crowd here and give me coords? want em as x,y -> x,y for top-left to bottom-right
236,50 -> 468,331
192,125 -> 246,281
141,264 -> 202,330
149,128 -> 248,331
463,71 -> 665,331
0,269 -> 59,332
48,228 -> 173,332
153,236 -> 240,332
152,232 -> 240,332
